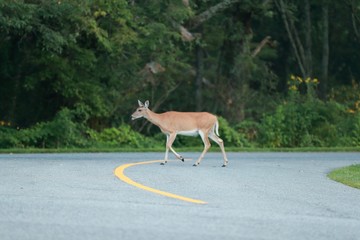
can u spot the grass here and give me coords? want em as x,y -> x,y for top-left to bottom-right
328,164 -> 360,189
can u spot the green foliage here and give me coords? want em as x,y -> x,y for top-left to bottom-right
217,117 -> 248,147
1,0 -> 360,150
0,127 -> 20,148
255,74 -> 359,148
257,98 -> 357,148
0,108 -> 88,148
89,124 -> 159,148
329,80 -> 360,113
351,113 -> 360,146
235,120 -> 260,145
0,0 -> 141,127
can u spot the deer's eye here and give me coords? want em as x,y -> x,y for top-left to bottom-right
138,109 -> 142,112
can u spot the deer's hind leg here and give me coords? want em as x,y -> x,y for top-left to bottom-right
209,132 -> 229,167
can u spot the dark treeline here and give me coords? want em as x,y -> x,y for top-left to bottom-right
1,0 -> 360,149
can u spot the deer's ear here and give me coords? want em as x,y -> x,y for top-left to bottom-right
138,100 -> 144,107
144,100 -> 149,108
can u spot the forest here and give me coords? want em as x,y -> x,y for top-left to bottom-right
1,0 -> 360,149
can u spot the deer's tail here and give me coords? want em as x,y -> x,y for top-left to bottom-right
214,119 -> 220,136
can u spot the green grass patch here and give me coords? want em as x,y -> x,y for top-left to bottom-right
328,164 -> 360,189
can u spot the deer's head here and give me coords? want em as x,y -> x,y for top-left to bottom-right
131,100 -> 150,120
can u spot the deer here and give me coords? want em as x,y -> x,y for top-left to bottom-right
131,100 -> 229,167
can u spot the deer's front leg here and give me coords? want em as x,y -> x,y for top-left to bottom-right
161,133 -> 177,165
170,146 -> 185,162
193,131 -> 211,166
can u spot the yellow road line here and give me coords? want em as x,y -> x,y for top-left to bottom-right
114,160 -> 207,204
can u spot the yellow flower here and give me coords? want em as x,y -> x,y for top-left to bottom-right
355,100 -> 360,109
347,109 -> 355,114
290,75 -> 296,80
0,121 -> 11,126
289,85 -> 297,91
296,76 -> 303,83
305,77 -> 311,83
312,78 -> 319,84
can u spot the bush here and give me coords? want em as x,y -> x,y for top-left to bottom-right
352,113 -> 360,146
89,124 -> 160,148
217,117 -> 249,147
235,120 -> 260,146
0,127 -> 21,148
257,99 -> 355,147
0,108 -> 90,148
2,96 -> 359,149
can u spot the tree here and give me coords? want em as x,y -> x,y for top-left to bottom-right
0,0 -> 140,128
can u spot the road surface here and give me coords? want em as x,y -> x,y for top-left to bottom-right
0,152 -> 360,240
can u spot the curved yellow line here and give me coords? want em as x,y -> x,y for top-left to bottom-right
114,160 -> 207,204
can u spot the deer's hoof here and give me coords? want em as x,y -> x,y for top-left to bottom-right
181,157 -> 185,162
160,162 -> 165,165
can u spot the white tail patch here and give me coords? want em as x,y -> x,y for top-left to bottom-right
214,120 -> 220,136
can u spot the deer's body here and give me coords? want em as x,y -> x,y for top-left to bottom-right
147,111 -> 217,135
131,100 -> 229,167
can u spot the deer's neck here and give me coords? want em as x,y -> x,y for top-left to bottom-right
146,110 -> 163,128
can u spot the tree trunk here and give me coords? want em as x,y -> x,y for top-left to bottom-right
195,44 -> 204,111
189,0 -> 242,29
304,0 -> 312,78
8,76 -> 20,123
320,3 -> 329,100
8,42 -> 22,124
276,0 -> 306,77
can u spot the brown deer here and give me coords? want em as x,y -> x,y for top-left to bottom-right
131,100 -> 228,167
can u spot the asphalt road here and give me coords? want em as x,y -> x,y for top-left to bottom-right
0,152 -> 360,240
